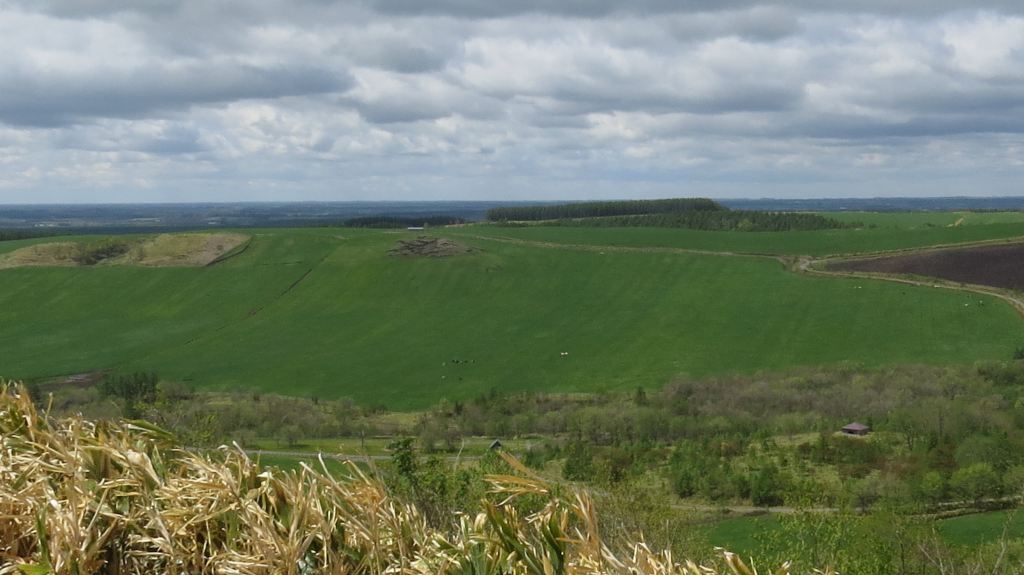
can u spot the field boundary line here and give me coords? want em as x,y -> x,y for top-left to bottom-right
813,234 -> 1024,260
205,236 -> 252,267
459,229 -> 1024,260
799,255 -> 1024,319
456,233 -> 786,262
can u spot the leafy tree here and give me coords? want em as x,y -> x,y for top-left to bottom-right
672,466 -> 698,498
99,372 -> 158,418
487,198 -> 724,222
955,434 -> 1013,471
1003,464 -> 1024,496
388,438 -> 419,486
750,464 -> 784,507
950,463 -> 1003,503
918,471 -> 946,504
562,441 -> 594,481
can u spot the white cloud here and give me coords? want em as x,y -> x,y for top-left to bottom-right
1,1 -> 1024,202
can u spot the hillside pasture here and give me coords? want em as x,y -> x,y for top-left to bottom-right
1,228 -> 1021,408
451,221 -> 1024,256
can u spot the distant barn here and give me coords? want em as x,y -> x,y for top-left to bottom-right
489,439 -> 503,451
841,422 -> 871,436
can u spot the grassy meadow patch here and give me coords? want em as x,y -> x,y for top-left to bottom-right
1,226 -> 1022,408
451,220 -> 1024,256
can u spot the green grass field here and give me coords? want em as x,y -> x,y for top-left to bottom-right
706,515 -> 779,557
1,224 -> 1023,408
452,221 -> 1024,256
825,211 -> 1024,229
936,509 -> 1024,547
707,509 -> 1024,555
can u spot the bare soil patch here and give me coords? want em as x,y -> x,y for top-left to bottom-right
828,243 -> 1024,291
0,233 -> 249,269
128,233 -> 249,267
0,242 -> 83,269
389,236 -> 475,257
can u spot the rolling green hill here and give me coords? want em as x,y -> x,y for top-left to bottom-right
451,221 -> 1024,256
1,224 -> 1022,408
824,211 -> 1024,229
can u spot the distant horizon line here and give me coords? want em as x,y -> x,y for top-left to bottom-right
5,195 -> 1024,207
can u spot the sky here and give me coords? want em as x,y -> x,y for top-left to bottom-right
0,1 -> 1023,203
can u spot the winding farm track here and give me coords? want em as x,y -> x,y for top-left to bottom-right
799,258 -> 1024,320
460,232 -> 1024,320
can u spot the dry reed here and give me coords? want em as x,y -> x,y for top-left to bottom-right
0,382 -> 822,574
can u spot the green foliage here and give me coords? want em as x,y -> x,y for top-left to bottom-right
955,434 -> 1014,471
0,229 -> 65,242
99,372 -> 158,417
73,240 -> 131,265
919,471 -> 947,503
383,438 -> 526,528
540,210 -> 855,232
486,198 -> 723,222
562,441 -> 594,481
950,463 -> 1004,503
388,438 -> 418,482
761,509 -> 940,574
750,463 -> 785,507
342,215 -> 466,228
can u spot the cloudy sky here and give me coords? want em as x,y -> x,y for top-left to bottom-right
1,1 -> 1023,203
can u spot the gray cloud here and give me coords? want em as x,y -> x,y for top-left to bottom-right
0,64 -> 351,127
364,0 -> 1024,18
1,1 -> 1024,202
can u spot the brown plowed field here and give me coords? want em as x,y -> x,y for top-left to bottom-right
828,243 -> 1024,291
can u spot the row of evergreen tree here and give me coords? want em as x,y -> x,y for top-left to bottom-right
0,229 -> 64,242
486,198 -> 724,222
341,216 -> 467,229
537,210 -> 857,232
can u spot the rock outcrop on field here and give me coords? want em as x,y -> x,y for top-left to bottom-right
388,236 -> 475,257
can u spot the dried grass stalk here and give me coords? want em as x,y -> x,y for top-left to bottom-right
0,382 -> 825,575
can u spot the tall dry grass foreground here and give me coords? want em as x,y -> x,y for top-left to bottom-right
0,382 -> 821,575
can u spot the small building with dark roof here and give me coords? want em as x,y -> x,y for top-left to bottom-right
489,439 -> 503,451
841,422 -> 871,436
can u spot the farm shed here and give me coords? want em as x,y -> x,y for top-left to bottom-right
841,422 -> 871,436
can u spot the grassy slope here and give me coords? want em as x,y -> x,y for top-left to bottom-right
826,211 -> 1024,229
708,510 -> 1024,555
936,509 -> 1024,547
450,222 -> 1024,256
0,230 -> 342,380
1,227 -> 1021,408
706,515 -> 779,557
